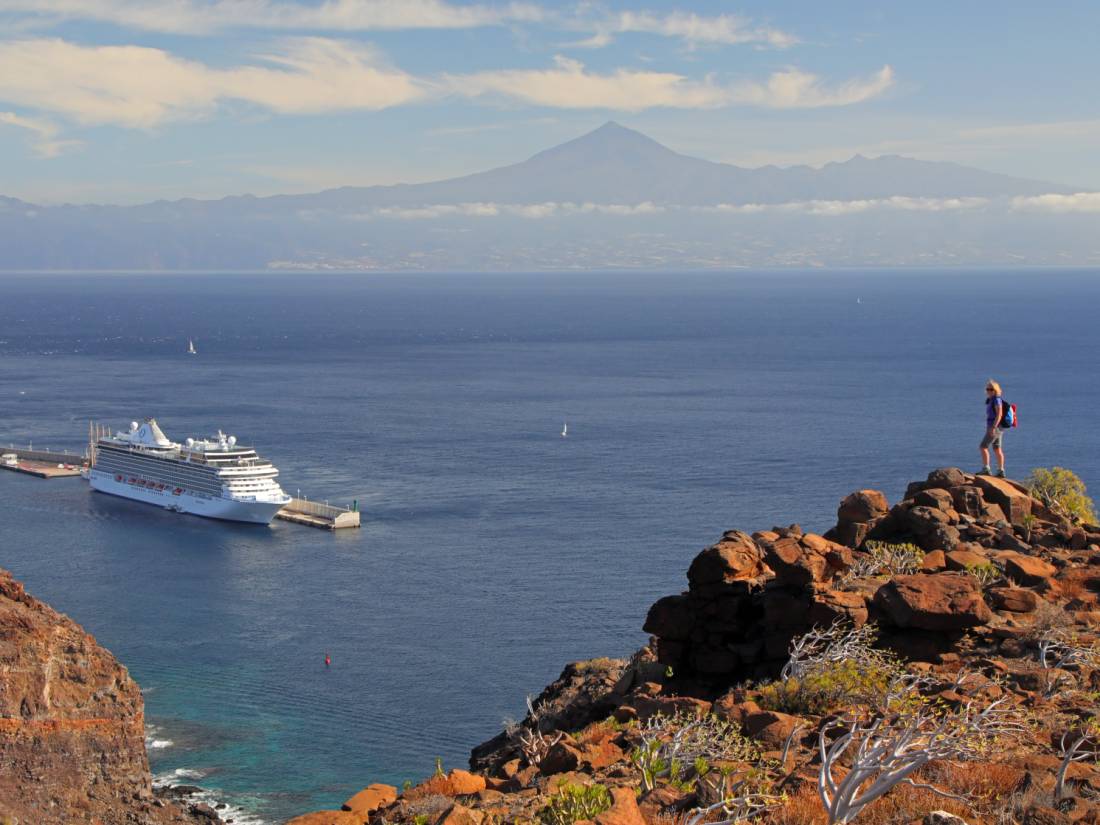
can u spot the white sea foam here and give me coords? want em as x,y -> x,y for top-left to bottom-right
152,768 -> 269,825
148,738 -> 175,749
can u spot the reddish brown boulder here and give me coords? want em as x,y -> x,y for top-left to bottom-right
974,475 -> 1034,524
945,548 -> 989,571
712,695 -> 761,725
286,812 -> 361,825
920,550 -> 947,572
838,490 -> 889,524
342,783 -> 397,815
539,740 -> 585,775
435,803 -> 485,825
995,551 -> 1057,588
687,531 -> 765,588
743,710 -> 801,749
446,769 -> 486,795
642,595 -> 694,640
631,695 -> 711,721
873,573 -> 992,631
989,586 -> 1039,613
594,786 -> 646,825
808,587 -> 869,627
925,467 -> 967,490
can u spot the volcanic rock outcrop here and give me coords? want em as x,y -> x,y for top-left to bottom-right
289,467 -> 1100,825
0,569 -> 218,825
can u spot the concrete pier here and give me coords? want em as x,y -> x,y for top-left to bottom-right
276,498 -> 360,530
1,447 -> 86,479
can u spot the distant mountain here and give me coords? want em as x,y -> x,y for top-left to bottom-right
0,122 -> 1091,270
184,121 -> 1073,214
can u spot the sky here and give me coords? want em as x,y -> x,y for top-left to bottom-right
1,0 -> 1098,204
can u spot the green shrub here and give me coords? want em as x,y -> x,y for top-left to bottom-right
1027,467 -> 1097,525
965,561 -> 1002,588
537,783 -> 613,825
757,657 -> 900,715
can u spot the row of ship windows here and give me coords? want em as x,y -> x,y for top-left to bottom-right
101,448 -> 275,480
95,461 -> 224,495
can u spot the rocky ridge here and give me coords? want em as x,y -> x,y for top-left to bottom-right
290,468 -> 1100,825
0,570 -> 223,825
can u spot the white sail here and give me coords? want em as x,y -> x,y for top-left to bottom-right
188,339 -> 196,354
561,422 -> 568,438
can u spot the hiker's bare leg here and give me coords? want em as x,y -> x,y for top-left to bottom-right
994,445 -> 1005,472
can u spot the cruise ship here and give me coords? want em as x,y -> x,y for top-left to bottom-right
87,419 -> 291,524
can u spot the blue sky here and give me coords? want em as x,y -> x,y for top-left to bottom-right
1,0 -> 1098,204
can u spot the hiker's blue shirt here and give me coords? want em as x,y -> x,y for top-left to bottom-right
986,396 -> 1003,427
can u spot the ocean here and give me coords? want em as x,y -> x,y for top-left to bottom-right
1,270 -> 1097,822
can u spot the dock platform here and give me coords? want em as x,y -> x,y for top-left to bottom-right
2,447 -> 86,480
276,498 -> 360,530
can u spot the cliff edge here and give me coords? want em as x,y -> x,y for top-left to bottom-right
0,570 -> 217,825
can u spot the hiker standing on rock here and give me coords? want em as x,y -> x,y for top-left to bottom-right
980,379 -> 1007,478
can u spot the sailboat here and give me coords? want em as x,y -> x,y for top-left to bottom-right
187,339 -> 197,355
561,422 -> 568,438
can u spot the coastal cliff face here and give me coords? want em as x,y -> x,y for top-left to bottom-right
0,570 -> 213,825
291,467 -> 1100,825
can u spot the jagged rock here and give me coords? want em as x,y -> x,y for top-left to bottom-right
343,783 -> 397,815
925,467 -> 968,490
974,475 -> 1034,524
643,595 -> 694,640
838,490 -> 889,524
435,803 -> 484,825
743,710 -> 800,749
945,548 -> 989,571
995,551 -> 1057,588
286,812 -> 361,825
687,532 -> 765,589
808,587 -> 869,627
446,769 -> 487,795
759,533 -> 849,587
913,487 -> 957,513
0,569 -> 203,825
990,586 -> 1039,613
873,573 -> 992,630
920,550 -> 947,572
593,786 -> 646,825
539,740 -> 585,775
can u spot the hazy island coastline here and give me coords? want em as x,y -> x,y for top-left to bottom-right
3,124 -> 1099,272
5,466 -> 1100,825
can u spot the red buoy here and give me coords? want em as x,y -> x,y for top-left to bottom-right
324,653 -> 331,667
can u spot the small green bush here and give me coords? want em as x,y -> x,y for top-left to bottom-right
536,783 -> 613,825
965,561 -> 1002,588
1027,467 -> 1097,525
757,657 -> 899,715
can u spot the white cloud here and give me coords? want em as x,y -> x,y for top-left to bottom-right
0,0 -> 543,34
1010,192 -> 1100,213
448,55 -> 729,111
0,110 -> 80,156
732,65 -> 894,108
0,37 -> 424,128
697,196 -> 989,215
363,201 -> 664,219
611,11 -> 797,48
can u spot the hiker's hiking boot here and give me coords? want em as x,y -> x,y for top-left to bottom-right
977,466 -> 991,475
996,469 -> 1006,478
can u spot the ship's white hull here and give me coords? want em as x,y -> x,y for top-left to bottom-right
88,469 -> 288,525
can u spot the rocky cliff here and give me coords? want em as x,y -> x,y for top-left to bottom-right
290,467 -> 1100,825
0,570 -> 218,825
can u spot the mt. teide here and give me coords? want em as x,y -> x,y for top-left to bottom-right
0,123 -> 1092,270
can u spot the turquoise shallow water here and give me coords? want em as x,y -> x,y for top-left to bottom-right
1,270 -> 1098,822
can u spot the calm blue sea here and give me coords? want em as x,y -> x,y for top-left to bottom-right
1,270 -> 1097,822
